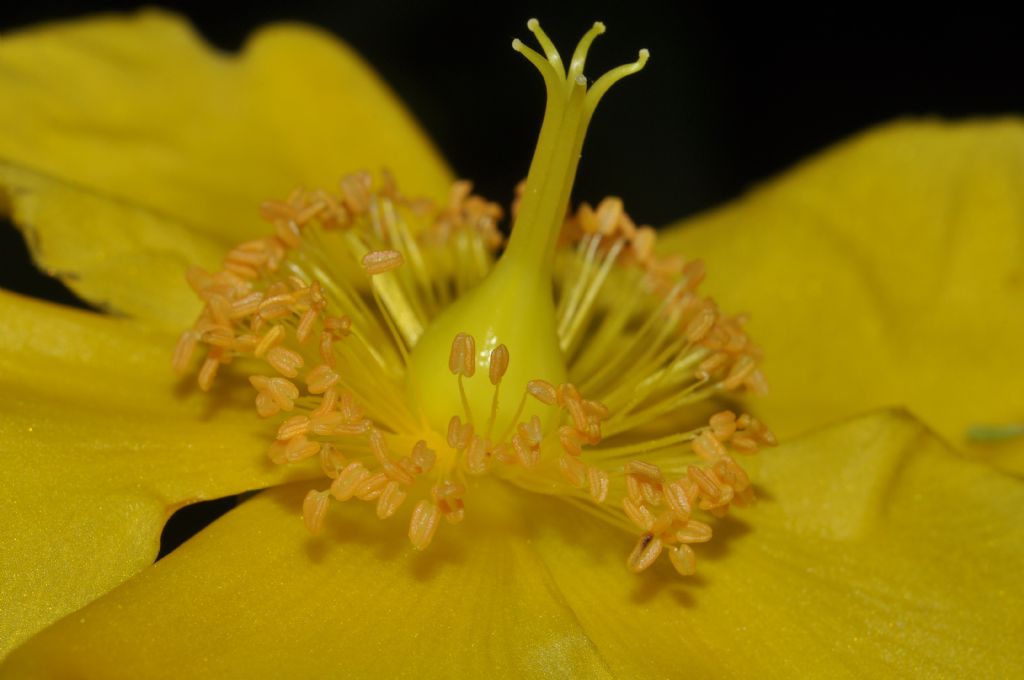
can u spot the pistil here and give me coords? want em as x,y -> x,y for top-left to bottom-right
405,20 -> 649,436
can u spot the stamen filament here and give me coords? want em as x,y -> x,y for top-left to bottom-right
486,381 -> 501,440
588,430 -> 701,460
458,374 -> 473,424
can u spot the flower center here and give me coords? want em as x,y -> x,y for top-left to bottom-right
405,20 -> 649,437
175,20 -> 776,580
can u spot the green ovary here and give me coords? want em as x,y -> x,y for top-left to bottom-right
405,20 -> 648,436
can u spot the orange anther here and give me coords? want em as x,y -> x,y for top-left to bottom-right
267,346 -> 304,378
302,490 -> 330,536
668,544 -> 697,576
627,534 -> 663,573
526,379 -> 558,405
411,441 -> 436,474
675,521 -> 713,544
488,344 -> 509,385
625,460 -> 664,483
558,454 -> 587,488
587,467 -> 610,503
306,364 -> 340,394
254,324 -> 286,357
448,333 -> 476,377
362,249 -> 405,275
331,462 -> 370,501
408,501 -> 441,550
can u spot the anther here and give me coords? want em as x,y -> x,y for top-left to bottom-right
622,496 -> 655,531
285,435 -> 320,462
362,249 -> 405,275
527,379 -> 558,405
266,346 -> 304,378
675,521 -> 713,544
354,472 -> 389,501
277,415 -> 310,440
197,356 -> 220,392
340,172 -> 373,214
627,534 -> 663,573
331,462 -> 370,501
377,481 -> 408,519
172,331 -> 198,373
692,431 -> 727,460
465,436 -> 492,474
625,460 -> 664,483
663,480 -> 693,522
447,416 -> 474,450
319,443 -> 347,479
489,344 -> 509,385
687,465 -> 721,499
668,544 -> 697,577
254,324 -> 285,357
587,467 -> 610,503
411,441 -> 436,473
685,306 -> 717,344
306,364 -> 340,394
408,500 -> 441,550
448,333 -> 476,377
258,293 -> 294,320
710,410 -> 737,439
559,454 -> 587,488
302,490 -> 331,535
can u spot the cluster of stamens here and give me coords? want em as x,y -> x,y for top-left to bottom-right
619,411 -> 775,575
175,169 -> 774,575
175,20 -> 776,578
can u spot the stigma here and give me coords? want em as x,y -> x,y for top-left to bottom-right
174,20 -> 774,578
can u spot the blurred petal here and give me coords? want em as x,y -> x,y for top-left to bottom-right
6,412 -> 1021,677
0,161 -> 221,330
660,119 -> 1024,473
0,290 -> 315,657
1,482 -> 611,679
0,9 -> 452,246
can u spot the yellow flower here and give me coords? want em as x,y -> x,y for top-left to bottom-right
1,10 -> 1022,678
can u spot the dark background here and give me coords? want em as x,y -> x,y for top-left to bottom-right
5,1 -> 1024,304
2,1 -> 1022,553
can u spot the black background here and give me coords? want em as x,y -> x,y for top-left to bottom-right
2,1 -> 1022,553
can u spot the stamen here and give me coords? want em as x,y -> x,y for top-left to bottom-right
449,333 -> 476,422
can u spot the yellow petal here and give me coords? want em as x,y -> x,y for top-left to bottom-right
1,482 -> 612,679
0,290 -> 316,658
0,9 -> 452,246
0,161 -> 221,330
660,119 -> 1024,474
6,412 -> 1020,677
531,411 -> 1024,677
